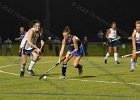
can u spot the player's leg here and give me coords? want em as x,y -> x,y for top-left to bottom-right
73,45 -> 83,76
59,52 -> 73,79
104,46 -> 112,64
18,47 -> 22,58
130,51 -> 137,72
73,56 -> 83,76
113,46 -> 120,64
20,54 -> 27,77
27,49 -> 39,76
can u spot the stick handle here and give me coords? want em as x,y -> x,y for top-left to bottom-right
122,51 -> 140,58
111,37 -> 120,42
56,57 -> 66,66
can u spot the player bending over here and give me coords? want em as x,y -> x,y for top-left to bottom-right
57,27 -> 83,79
20,20 -> 44,77
130,21 -> 140,72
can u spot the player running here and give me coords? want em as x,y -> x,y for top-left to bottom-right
104,22 -> 121,64
130,21 -> 140,72
57,26 -> 83,79
20,20 -> 44,77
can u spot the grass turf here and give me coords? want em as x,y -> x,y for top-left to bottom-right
0,56 -> 140,100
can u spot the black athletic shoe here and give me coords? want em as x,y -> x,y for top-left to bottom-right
20,71 -> 24,77
115,61 -> 120,64
78,65 -> 83,75
130,69 -> 134,72
27,70 -> 35,76
104,59 -> 107,64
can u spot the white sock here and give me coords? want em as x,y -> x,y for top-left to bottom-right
21,64 -> 25,72
130,58 -> 136,70
28,60 -> 36,70
105,52 -> 110,59
114,53 -> 118,62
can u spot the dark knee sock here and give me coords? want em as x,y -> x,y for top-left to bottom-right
62,64 -> 67,76
76,64 -> 82,68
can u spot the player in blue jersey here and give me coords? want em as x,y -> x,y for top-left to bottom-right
57,27 -> 84,79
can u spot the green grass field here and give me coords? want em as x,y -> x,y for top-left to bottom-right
0,56 -> 140,100
1,42 -> 132,56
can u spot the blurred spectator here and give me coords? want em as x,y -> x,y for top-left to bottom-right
0,36 -> 2,56
97,30 -> 104,47
98,30 -> 104,39
83,36 -> 88,56
4,38 -> 12,56
53,37 -> 61,56
15,26 -> 26,57
47,37 -> 53,56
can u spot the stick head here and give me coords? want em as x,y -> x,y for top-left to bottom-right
39,74 -> 46,80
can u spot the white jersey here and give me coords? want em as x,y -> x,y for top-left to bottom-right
20,28 -> 39,50
135,30 -> 140,44
108,28 -> 117,39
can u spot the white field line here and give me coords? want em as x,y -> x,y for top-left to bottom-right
0,62 -> 140,86
47,77 -> 140,86
0,61 -> 55,68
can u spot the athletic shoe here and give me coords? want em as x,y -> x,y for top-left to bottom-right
115,61 -> 120,64
20,71 -> 24,77
59,76 -> 66,79
78,65 -> 83,75
27,70 -> 35,76
130,69 -> 134,72
104,59 -> 107,64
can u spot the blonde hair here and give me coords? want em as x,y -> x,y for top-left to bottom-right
111,22 -> 116,25
135,20 -> 140,25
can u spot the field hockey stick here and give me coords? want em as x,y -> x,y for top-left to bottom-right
121,51 -> 140,58
39,56 -> 67,80
111,37 -> 121,42
103,37 -> 121,45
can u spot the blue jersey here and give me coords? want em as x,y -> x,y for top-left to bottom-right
65,35 -> 83,56
66,35 -> 82,49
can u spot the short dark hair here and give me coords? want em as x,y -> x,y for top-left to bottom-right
29,19 -> 40,28
63,26 -> 71,34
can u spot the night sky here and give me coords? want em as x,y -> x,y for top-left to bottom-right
0,0 -> 140,42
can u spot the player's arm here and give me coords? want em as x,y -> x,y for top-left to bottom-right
40,39 -> 45,51
58,39 -> 66,63
39,29 -> 45,51
15,37 -> 21,41
116,35 -> 121,39
105,29 -> 112,42
132,31 -> 136,53
70,36 -> 78,55
28,29 -> 40,52
105,29 -> 110,39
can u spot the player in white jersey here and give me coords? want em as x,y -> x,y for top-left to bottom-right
104,22 -> 121,64
130,21 -> 140,72
20,20 -> 44,77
